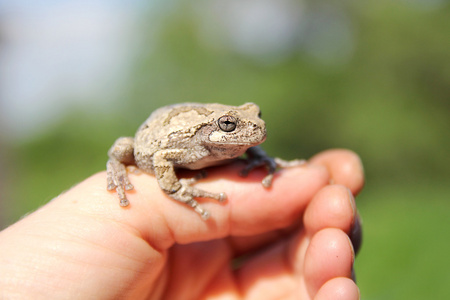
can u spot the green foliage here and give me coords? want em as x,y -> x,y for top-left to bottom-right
356,183 -> 450,299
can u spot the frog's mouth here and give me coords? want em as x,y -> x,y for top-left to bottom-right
207,129 -> 266,146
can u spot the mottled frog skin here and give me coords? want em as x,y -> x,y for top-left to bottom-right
106,102 -> 278,219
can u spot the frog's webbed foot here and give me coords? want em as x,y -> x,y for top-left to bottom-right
168,173 -> 227,220
106,159 -> 134,207
153,150 -> 227,220
240,146 -> 277,187
242,146 -> 306,188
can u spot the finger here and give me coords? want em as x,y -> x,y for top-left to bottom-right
225,149 -> 364,253
304,185 -> 356,237
119,161 -> 330,248
227,185 -> 359,265
36,162 -> 327,252
234,237 -> 299,299
305,158 -> 363,256
309,149 -> 364,195
283,185 -> 357,278
228,184 -> 358,259
315,277 -> 360,300
303,184 -> 362,256
163,240 -> 236,300
229,185 -> 359,298
233,228 -> 355,299
300,228 -> 355,298
227,221 -> 301,257
58,151 -> 332,247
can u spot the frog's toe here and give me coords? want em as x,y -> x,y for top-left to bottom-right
201,210 -> 210,220
262,174 -> 274,188
218,192 -> 227,202
186,199 -> 210,219
119,198 -> 130,207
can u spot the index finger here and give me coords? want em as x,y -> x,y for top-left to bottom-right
53,160 -> 327,250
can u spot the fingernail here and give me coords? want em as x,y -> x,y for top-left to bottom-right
350,214 -> 363,255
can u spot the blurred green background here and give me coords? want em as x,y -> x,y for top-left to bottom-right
0,0 -> 449,299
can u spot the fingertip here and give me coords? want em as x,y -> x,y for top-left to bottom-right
309,149 -> 365,196
315,277 -> 360,300
304,185 -> 356,236
303,228 -> 354,297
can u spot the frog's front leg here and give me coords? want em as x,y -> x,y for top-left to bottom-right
153,149 -> 226,220
241,146 -> 306,188
106,137 -> 135,206
240,146 -> 278,187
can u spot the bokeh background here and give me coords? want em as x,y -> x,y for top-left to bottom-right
0,0 -> 449,299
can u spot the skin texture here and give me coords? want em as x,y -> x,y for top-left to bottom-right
0,149 -> 363,300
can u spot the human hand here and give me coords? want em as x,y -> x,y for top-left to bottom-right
0,149 -> 363,299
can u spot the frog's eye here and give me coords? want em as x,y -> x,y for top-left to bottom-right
218,115 -> 237,132
258,110 -> 262,118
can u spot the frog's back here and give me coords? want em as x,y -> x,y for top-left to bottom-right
134,103 -> 216,156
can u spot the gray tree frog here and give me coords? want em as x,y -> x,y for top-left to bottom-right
106,102 -> 281,220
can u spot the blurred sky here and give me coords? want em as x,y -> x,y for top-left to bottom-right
0,0 -> 149,140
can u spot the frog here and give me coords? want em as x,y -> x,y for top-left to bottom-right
106,102 -> 284,220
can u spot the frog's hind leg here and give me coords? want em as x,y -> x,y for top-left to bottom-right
185,199 -> 210,220
106,137 -> 135,206
180,172 -> 227,202
107,159 -> 134,206
175,175 -> 226,220
152,150 -> 227,220
176,177 -> 227,220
